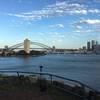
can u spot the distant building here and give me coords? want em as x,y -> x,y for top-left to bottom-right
94,44 -> 100,52
87,42 -> 91,51
24,39 -> 30,54
86,40 -> 100,52
83,46 -> 86,50
5,45 -> 9,50
91,40 -> 95,51
52,46 -> 56,52
96,41 -> 98,45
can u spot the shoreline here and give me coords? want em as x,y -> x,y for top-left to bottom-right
0,53 -> 100,57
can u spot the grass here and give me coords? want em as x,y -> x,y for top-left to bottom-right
0,75 -> 99,100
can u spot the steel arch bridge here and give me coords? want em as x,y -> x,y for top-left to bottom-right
8,41 -> 52,52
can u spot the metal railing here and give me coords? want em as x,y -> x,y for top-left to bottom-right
0,70 -> 100,100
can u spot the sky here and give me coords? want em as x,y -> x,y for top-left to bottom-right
0,0 -> 100,49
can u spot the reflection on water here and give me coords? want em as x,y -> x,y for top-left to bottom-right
0,54 -> 100,91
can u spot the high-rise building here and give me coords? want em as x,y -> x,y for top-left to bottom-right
94,41 -> 100,52
91,40 -> 95,51
96,41 -> 98,46
87,42 -> 91,51
24,39 -> 30,54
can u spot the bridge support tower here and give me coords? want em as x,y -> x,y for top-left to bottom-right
24,39 -> 30,54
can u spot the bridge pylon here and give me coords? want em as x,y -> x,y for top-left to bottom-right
24,39 -> 30,54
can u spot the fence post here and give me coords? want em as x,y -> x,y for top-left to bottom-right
17,72 -> 20,77
50,75 -> 53,85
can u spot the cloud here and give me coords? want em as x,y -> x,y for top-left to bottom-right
57,24 -> 64,28
50,24 -> 64,28
48,32 -> 65,39
75,25 -> 82,29
78,19 -> 100,25
4,2 -> 91,20
8,13 -> 26,18
88,9 -> 100,14
6,1 -> 100,21
75,29 -> 93,33
74,19 -> 100,33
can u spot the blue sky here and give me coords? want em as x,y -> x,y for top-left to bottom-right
0,0 -> 100,48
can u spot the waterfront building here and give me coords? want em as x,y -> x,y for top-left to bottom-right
52,46 -> 56,52
94,44 -> 100,52
91,40 -> 95,51
96,41 -> 98,45
82,46 -> 86,50
85,40 -> 100,53
87,42 -> 91,51
24,39 -> 30,54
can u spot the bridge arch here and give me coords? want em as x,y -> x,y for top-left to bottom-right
30,41 -> 52,50
8,43 -> 24,51
8,41 -> 52,52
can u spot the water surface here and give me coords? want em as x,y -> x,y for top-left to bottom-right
0,54 -> 100,91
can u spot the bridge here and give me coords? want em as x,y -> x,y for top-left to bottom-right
0,39 -> 81,55
7,39 -> 53,53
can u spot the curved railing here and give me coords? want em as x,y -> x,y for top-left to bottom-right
0,70 -> 100,100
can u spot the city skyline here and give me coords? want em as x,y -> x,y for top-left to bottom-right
0,0 -> 100,48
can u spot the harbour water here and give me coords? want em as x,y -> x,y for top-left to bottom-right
0,54 -> 100,91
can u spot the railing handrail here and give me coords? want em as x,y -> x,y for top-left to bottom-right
0,70 -> 99,93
